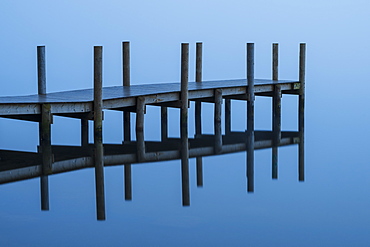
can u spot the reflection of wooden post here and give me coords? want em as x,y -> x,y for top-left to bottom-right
40,175 -> 49,211
214,89 -> 222,154
124,164 -> 132,200
299,43 -> 306,182
181,43 -> 190,206
272,43 -> 281,179
136,97 -> 145,162
246,43 -> 255,193
94,46 -> 105,221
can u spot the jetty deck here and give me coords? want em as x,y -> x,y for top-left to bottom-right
0,79 -> 299,116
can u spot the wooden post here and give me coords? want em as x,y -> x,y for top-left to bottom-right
195,42 -> 202,138
37,46 -> 46,95
122,42 -> 133,200
214,89 -> 222,154
225,99 -> 231,134
195,42 -> 203,187
94,46 -> 105,220
37,46 -> 52,210
272,43 -> 281,179
136,97 -> 145,162
246,43 -> 255,192
81,119 -> 89,146
299,43 -> 306,182
123,41 -> 131,143
272,43 -> 278,81
181,43 -> 190,206
161,107 -> 168,141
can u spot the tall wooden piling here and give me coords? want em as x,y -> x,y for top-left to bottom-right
195,42 -> 202,137
246,43 -> 255,192
181,43 -> 190,206
37,46 -> 52,210
214,89 -> 222,154
123,41 -> 131,142
299,43 -> 306,182
136,97 -> 146,162
93,46 -> 105,220
122,42 -> 133,200
195,42 -> 203,187
37,46 -> 46,95
272,43 -> 281,179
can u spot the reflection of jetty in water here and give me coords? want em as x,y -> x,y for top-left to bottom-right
0,129 -> 304,221
0,42 -> 305,220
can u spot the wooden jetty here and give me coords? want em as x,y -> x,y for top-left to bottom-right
0,41 -> 306,220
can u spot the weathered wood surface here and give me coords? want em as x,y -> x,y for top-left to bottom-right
0,79 -> 299,115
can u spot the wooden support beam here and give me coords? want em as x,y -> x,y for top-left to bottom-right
113,105 -> 145,113
56,112 -> 94,120
225,99 -> 231,135
153,101 -> 182,108
136,96 -> 145,162
181,43 -> 190,206
299,43 -> 306,182
161,106 -> 168,141
81,119 -> 89,147
214,89 -> 222,154
93,46 -> 105,221
1,114 -> 41,122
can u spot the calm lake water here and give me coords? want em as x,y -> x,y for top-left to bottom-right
0,73 -> 369,247
0,36 -> 370,246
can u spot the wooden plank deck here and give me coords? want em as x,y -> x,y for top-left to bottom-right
0,79 -> 299,116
